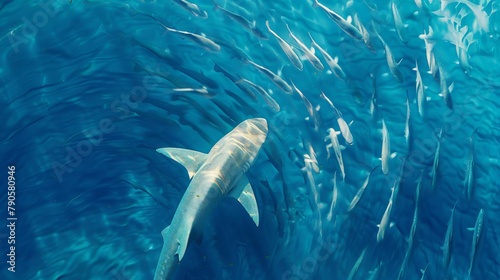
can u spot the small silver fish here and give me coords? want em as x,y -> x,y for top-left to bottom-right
309,33 -> 346,79
347,166 -> 377,211
353,14 -> 375,52
236,78 -> 280,112
405,92 -> 411,146
391,0 -> 408,43
326,128 -> 345,181
413,61 -> 425,117
468,209 -> 484,278
171,87 -> 214,97
381,119 -> 391,175
247,60 -> 293,93
326,172 -> 338,221
376,30 -> 403,82
158,22 -> 220,52
319,91 -> 353,144
265,21 -> 303,70
465,131 -> 476,198
212,1 -> 267,39
442,201 -> 458,270
313,0 -> 363,41
348,248 -> 367,280
174,0 -> 208,19
431,128 -> 443,189
284,23 -> 324,71
419,27 -> 438,77
377,186 -> 395,242
291,81 -> 320,131
438,65 -> 453,109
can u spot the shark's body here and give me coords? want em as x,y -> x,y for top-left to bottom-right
154,118 -> 268,280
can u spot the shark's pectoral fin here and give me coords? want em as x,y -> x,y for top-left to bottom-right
156,148 -> 207,179
230,177 -> 260,227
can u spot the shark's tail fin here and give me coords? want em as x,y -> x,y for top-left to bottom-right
154,226 -> 180,280
154,222 -> 194,280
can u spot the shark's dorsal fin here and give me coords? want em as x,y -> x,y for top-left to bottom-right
156,148 -> 207,179
230,176 -> 260,227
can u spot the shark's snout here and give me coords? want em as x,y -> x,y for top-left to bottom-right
248,118 -> 268,134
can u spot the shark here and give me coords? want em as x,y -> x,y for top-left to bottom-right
153,118 -> 268,280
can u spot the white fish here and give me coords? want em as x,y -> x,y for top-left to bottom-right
326,128 -> 345,181
247,60 -> 293,93
320,91 -> 335,109
174,0 -> 208,18
213,63 -> 257,101
465,133 -> 475,198
309,33 -> 346,79
304,154 -> 322,236
291,81 -> 320,131
347,166 -> 377,212
319,91 -> 353,144
414,0 -> 422,9
416,170 -> 423,205
431,128 -> 443,188
212,1 -> 267,39
171,87 -> 213,97
337,118 -> 353,145
377,184 -> 396,242
420,263 -> 429,279
376,31 -> 403,82
236,78 -> 280,112
313,0 -> 363,41
443,201 -> 458,270
348,248 -> 367,280
304,139 -> 320,173
368,263 -> 381,280
391,0 -> 408,43
457,43 -> 472,74
441,0 -> 489,32
157,22 -> 220,52
405,92 -> 411,145
284,23 -> 324,71
369,73 -> 377,117
397,248 -> 411,280
409,171 -> 424,249
413,61 -> 425,117
419,27 -> 438,77
438,65 -> 453,109
408,203 -> 418,249
154,118 -> 267,280
326,172 -> 338,221
265,20 -> 303,70
456,27 -> 473,74
363,0 -> 378,11
468,209 -> 484,278
353,13 -> 374,52
381,119 -> 391,175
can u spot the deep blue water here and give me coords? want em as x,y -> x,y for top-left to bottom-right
1,0 -> 500,279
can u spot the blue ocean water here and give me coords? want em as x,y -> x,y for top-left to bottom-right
1,0 -> 499,279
